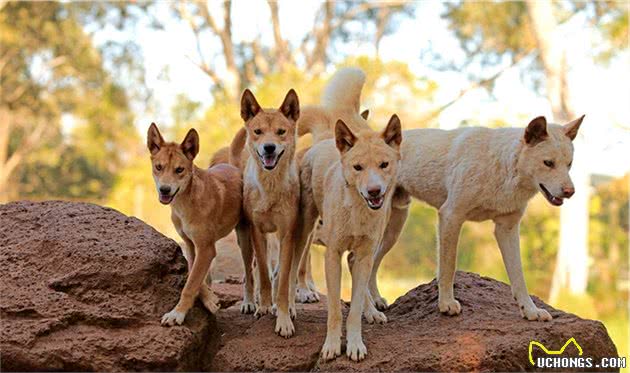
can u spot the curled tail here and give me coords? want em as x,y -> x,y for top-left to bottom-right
298,67 -> 367,143
321,67 -> 366,112
229,127 -> 247,169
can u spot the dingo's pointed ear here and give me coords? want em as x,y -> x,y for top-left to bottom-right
360,109 -> 369,120
279,89 -> 300,122
382,114 -> 402,150
241,89 -> 262,122
180,128 -> 199,160
335,119 -> 356,154
564,115 -> 584,141
147,122 -> 164,155
524,116 -> 548,146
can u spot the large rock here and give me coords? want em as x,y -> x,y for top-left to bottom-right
0,201 -> 217,371
211,274 -> 619,372
1,201 -> 619,372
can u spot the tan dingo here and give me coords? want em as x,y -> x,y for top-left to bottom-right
236,89 -> 301,338
292,67 -> 403,361
298,67 -> 584,322
147,123 -> 243,326
368,115 -> 584,321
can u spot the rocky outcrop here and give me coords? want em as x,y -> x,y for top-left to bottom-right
1,201 -> 619,372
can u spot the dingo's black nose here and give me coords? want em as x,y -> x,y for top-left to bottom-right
367,187 -> 381,197
263,143 -> 276,154
159,186 -> 171,195
562,187 -> 575,198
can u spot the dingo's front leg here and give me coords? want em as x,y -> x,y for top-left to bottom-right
162,241 -> 216,326
236,222 -> 256,314
275,227 -> 296,338
179,236 -> 218,314
296,238 -> 320,303
494,213 -> 552,321
346,251 -> 372,361
437,205 -> 464,316
368,203 -> 409,311
321,247 -> 342,361
251,228 -> 272,317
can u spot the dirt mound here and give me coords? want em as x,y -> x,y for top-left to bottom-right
1,201 -> 618,372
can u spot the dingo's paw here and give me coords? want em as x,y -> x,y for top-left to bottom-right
346,336 -> 367,362
438,297 -> 461,316
200,295 -> 219,314
520,304 -> 552,321
321,337 -> 342,361
161,309 -> 186,326
275,312 -> 295,338
364,307 -> 387,325
289,303 -> 297,320
255,304 -> 272,318
296,286 -> 320,303
240,301 -> 256,314
373,296 -> 388,311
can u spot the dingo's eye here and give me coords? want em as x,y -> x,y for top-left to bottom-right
155,165 -> 163,171
353,164 -> 363,171
277,129 -> 286,135
380,162 -> 389,169
254,129 -> 262,135
568,161 -> 572,168
543,160 -> 554,168
175,167 -> 184,174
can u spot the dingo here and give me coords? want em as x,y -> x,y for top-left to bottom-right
297,117 -> 402,361
298,68 -> 584,322
147,123 -> 243,326
293,68 -> 403,361
369,115 -> 584,321
237,89 -> 301,338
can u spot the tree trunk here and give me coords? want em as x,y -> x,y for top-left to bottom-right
526,0 -> 590,301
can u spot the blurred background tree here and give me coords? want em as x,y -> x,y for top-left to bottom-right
0,1 -> 146,202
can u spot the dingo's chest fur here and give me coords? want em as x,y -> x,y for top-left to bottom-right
243,158 -> 300,233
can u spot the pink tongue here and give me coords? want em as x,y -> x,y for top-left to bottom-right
159,194 -> 171,204
370,197 -> 383,205
263,156 -> 275,167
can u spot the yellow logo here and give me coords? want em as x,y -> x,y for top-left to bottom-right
528,337 -> 583,366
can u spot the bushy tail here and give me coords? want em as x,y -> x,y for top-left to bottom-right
297,67 -> 367,143
229,127 -> 247,169
321,67 -> 366,112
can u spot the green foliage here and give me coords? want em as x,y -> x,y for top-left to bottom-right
1,2 -> 139,201
444,1 -> 536,58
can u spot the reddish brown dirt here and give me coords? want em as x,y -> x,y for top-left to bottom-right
0,201 -> 619,372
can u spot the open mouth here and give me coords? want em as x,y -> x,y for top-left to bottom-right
159,188 -> 179,205
364,195 -> 384,210
258,149 -> 284,170
539,184 -> 563,206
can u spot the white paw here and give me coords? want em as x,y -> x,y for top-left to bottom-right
296,286 -> 320,303
438,297 -> 461,316
321,337 -> 341,361
373,296 -> 388,311
346,336 -> 367,362
255,304 -> 272,318
364,308 -> 387,325
161,309 -> 186,326
275,312 -> 295,338
307,281 -> 319,293
520,304 -> 552,321
240,301 -> 256,314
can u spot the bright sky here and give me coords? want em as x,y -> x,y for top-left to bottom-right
115,1 -> 629,177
